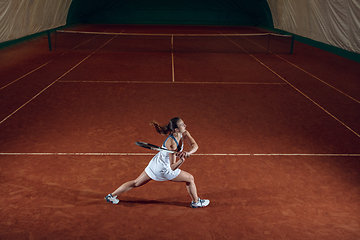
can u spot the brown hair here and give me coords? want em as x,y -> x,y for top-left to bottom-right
150,117 -> 181,135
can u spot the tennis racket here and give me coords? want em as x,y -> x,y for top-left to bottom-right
135,141 -> 177,154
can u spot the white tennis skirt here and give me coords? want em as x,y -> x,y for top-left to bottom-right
145,151 -> 181,181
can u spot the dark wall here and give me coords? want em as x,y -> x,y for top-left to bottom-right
67,0 -> 273,26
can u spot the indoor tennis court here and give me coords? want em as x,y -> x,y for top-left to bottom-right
1,1 -> 360,239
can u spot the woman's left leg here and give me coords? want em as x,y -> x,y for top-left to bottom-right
112,171 -> 152,197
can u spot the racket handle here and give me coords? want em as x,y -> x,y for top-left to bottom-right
176,152 -> 190,158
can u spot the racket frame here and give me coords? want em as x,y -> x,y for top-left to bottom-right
135,141 -> 177,154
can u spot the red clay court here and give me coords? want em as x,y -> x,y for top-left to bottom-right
1,24 -> 360,239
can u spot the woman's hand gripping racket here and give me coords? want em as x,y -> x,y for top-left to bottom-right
135,142 -> 189,158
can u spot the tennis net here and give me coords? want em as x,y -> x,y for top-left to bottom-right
53,30 -> 294,54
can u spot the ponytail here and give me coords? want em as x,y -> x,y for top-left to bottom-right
150,121 -> 170,135
150,117 -> 181,135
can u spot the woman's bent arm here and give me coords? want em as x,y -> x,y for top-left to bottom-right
184,131 -> 198,156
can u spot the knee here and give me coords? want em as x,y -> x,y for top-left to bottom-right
187,174 -> 195,183
133,180 -> 141,188
133,178 -> 149,188
126,180 -> 139,188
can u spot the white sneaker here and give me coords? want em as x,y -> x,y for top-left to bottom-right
105,194 -> 119,204
191,198 -> 210,208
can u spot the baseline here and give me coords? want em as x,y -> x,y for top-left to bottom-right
0,152 -> 359,157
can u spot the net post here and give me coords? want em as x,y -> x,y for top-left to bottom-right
290,35 -> 295,54
47,30 -> 52,51
267,33 -> 271,54
54,30 -> 58,51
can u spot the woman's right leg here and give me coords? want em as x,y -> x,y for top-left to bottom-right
112,171 -> 152,197
171,170 -> 198,202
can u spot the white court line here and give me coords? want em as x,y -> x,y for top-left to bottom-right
0,61 -> 53,90
0,31 -> 108,91
0,57 -> 93,125
256,60 -> 360,138
0,34 -> 119,125
230,31 -> 360,104
224,34 -> 360,138
275,55 -> 360,104
0,152 -> 359,157
0,152 -> 153,156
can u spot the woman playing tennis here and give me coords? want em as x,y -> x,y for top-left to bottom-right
105,117 -> 210,208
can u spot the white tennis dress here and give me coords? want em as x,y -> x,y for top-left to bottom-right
145,134 -> 183,181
